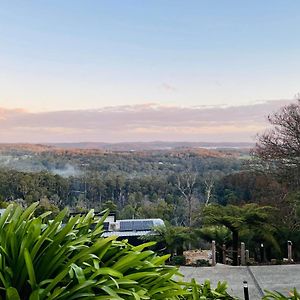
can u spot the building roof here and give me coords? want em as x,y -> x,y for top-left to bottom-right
102,230 -> 155,237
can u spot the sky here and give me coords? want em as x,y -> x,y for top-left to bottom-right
0,1 -> 299,142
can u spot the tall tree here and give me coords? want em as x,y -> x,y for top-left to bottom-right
253,99 -> 300,187
176,171 -> 197,226
202,204 -> 275,265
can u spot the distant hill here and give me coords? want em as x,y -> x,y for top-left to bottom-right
47,141 -> 253,151
0,142 -> 249,175
0,143 -> 55,153
0,142 -> 252,161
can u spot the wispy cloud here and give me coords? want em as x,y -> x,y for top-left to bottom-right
159,83 -> 177,92
0,100 -> 293,142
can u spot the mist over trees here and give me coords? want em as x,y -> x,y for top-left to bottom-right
0,150 -> 242,227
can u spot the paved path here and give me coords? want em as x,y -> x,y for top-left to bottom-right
180,264 -> 300,299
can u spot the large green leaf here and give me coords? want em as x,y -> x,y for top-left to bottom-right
6,287 -> 20,300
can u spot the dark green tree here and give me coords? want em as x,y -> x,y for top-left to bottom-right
202,203 -> 275,265
145,225 -> 192,256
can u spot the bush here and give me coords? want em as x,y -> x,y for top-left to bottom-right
0,200 -> 9,208
182,279 -> 237,300
0,203 -> 238,299
0,203 -> 190,299
263,288 -> 300,299
171,255 -> 186,266
195,259 -> 211,267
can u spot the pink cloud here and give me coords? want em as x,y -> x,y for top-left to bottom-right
0,100 -> 294,143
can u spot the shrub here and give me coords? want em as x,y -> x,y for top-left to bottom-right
0,203 -> 190,299
263,288 -> 300,300
182,279 -> 237,300
0,203 -> 237,299
171,255 -> 186,266
195,259 -> 210,267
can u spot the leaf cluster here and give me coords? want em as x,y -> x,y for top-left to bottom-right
0,203 -> 191,299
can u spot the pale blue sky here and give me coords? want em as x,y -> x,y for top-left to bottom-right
0,1 -> 299,112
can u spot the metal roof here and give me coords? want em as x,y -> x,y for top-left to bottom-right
101,230 -> 155,237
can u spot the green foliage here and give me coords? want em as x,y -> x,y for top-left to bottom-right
144,225 -> 192,256
0,147 -> 241,226
196,226 -> 232,246
182,279 -> 236,300
0,201 -> 9,208
170,256 -> 186,266
194,259 -> 210,267
34,197 -> 59,217
102,200 -> 117,212
0,203 -> 194,299
134,199 -> 176,222
1,141 -> 300,263
215,172 -> 285,206
263,288 -> 300,300
203,204 -> 275,232
202,204 -> 277,265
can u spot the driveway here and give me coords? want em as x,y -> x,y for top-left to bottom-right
180,264 -> 300,299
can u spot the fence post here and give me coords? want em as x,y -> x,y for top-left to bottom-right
245,249 -> 249,265
222,244 -> 226,264
241,242 -> 246,266
212,240 -> 216,266
288,240 -> 293,263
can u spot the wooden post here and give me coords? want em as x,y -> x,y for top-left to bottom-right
222,244 -> 226,265
245,250 -> 249,264
241,242 -> 246,266
212,240 -> 216,266
288,241 -> 293,263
